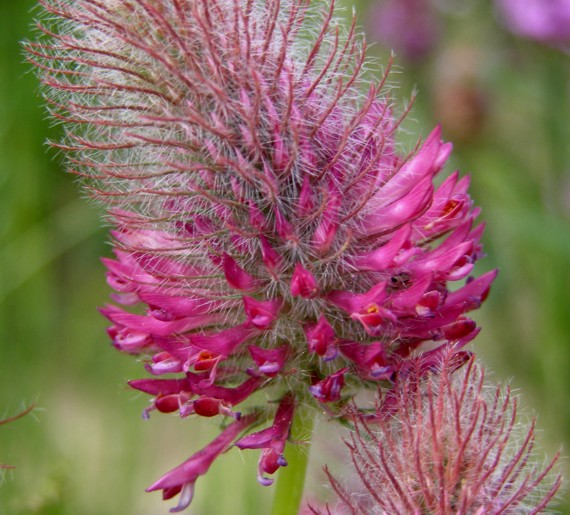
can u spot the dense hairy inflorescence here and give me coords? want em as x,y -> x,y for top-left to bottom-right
325,353 -> 562,514
28,0 -> 496,510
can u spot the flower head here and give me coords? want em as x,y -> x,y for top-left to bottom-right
28,0 -> 495,509
325,352 -> 563,514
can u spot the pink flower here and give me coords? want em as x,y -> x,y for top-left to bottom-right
28,0 -> 496,509
366,0 -> 440,61
498,0 -> 570,49
325,352 -> 562,514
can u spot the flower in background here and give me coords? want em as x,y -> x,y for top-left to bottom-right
433,45 -> 489,143
325,352 -> 562,514
28,0 -> 495,510
498,0 -> 570,49
366,0 -> 440,61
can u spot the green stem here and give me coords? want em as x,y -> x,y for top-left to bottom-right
270,407 -> 315,515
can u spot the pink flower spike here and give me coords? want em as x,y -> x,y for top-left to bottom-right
243,296 -> 282,330
310,368 -> 349,403
147,414 -> 257,512
304,315 -> 337,359
29,0 -> 499,507
290,264 -> 319,299
235,394 -> 295,486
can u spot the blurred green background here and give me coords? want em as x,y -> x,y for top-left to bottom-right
1,1 -> 568,513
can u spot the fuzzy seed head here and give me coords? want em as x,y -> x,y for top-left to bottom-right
325,353 -> 563,514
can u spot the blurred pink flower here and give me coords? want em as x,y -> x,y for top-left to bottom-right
498,0 -> 570,48
28,0 -> 495,509
325,352 -> 563,514
366,0 -> 440,61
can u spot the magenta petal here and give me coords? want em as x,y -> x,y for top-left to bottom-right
304,315 -> 336,357
235,395 -> 295,485
274,205 -> 295,240
310,368 -> 349,402
235,395 -> 294,450
185,374 -> 263,406
243,296 -> 282,329
296,174 -> 315,217
445,269 -> 498,308
146,352 -> 184,375
389,273 -> 433,312
147,414 -> 257,506
129,378 -> 190,396
223,253 -> 258,291
137,292 -> 217,319
311,185 -> 340,254
341,341 -> 392,380
107,324 -> 153,353
100,305 -> 222,337
363,177 -> 435,235
410,241 -> 473,277
327,282 -> 387,314
260,236 -> 282,275
248,345 -> 289,377
352,224 -> 411,271
248,200 -> 266,230
378,126 -> 444,202
290,264 -> 319,299
189,324 -> 256,356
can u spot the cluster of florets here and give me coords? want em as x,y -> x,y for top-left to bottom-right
324,352 -> 562,514
28,0 -> 496,510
